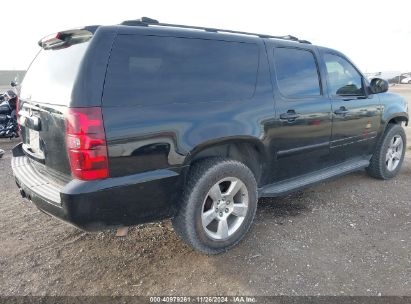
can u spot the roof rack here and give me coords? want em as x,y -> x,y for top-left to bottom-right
120,17 -> 311,44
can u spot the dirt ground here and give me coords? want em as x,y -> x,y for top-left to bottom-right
0,86 -> 410,296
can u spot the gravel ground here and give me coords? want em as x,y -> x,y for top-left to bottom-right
0,86 -> 410,296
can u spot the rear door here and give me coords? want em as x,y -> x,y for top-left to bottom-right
18,33 -> 93,178
267,42 -> 333,182
320,52 -> 381,160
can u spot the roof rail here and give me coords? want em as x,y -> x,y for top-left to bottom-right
120,17 -> 311,44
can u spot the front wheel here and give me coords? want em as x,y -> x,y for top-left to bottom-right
367,123 -> 406,180
172,158 -> 258,254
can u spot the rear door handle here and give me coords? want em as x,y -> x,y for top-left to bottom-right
334,106 -> 349,115
280,110 -> 300,121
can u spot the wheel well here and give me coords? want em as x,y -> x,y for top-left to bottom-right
187,141 -> 266,186
388,116 -> 408,126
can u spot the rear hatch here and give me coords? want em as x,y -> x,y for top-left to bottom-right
18,29 -> 93,180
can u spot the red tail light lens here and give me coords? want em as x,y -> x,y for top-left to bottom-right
66,107 -> 109,180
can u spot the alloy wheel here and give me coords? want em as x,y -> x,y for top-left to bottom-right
201,177 -> 249,240
385,135 -> 403,171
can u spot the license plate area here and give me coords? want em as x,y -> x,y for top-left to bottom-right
23,127 -> 45,162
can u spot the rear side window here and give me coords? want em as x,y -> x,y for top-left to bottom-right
20,41 -> 90,105
103,35 -> 259,107
274,48 -> 321,98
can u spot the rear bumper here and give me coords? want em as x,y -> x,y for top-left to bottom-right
12,143 -> 183,231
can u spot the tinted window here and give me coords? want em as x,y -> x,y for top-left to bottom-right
324,53 -> 365,96
20,41 -> 90,105
274,48 -> 321,98
103,35 -> 259,107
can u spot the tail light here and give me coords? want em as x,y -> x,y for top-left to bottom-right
65,107 -> 109,180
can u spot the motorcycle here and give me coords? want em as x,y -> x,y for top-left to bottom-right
0,88 -> 19,138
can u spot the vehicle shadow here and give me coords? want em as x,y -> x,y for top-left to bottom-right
257,192 -> 312,218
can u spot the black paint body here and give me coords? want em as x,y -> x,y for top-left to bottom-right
12,24 -> 409,231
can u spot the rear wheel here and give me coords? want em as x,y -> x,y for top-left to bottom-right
367,124 -> 406,180
172,158 -> 258,254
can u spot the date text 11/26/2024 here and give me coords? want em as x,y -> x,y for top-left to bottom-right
149,296 -> 257,303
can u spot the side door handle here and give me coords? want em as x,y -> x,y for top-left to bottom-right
334,106 -> 349,115
280,110 -> 300,121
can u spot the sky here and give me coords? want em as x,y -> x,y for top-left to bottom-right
1,0 -> 410,73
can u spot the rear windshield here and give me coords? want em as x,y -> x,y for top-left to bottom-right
103,35 -> 259,107
20,41 -> 90,106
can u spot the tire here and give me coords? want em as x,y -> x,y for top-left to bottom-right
366,123 -> 406,180
172,158 -> 258,254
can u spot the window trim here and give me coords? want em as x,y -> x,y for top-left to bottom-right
273,46 -> 323,100
323,52 -> 368,99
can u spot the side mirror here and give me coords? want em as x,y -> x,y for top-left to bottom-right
369,78 -> 388,94
10,81 -> 17,87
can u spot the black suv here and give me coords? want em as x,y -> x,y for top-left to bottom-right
12,18 -> 409,254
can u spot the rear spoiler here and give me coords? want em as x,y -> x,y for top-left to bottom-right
38,26 -> 99,49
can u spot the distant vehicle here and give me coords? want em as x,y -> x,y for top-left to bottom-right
368,72 -> 407,84
12,17 -> 409,254
401,76 -> 411,84
388,73 -> 411,84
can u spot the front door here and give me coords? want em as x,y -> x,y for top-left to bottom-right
267,43 -> 333,182
321,52 -> 381,161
